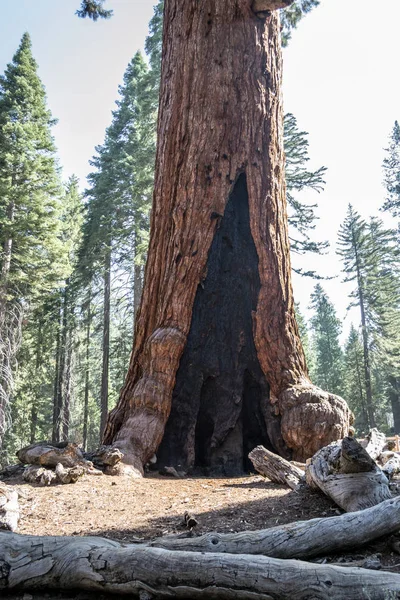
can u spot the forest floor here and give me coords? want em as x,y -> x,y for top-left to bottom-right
3,471 -> 400,598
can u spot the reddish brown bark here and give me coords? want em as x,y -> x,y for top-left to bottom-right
104,0 -> 352,475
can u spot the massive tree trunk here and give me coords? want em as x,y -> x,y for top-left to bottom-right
104,0 -> 352,476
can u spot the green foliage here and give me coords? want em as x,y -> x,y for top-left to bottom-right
284,112 -> 328,277
344,325 -> 369,434
309,284 -> 344,396
337,206 -> 399,430
76,0 -> 113,21
280,0 -> 320,46
0,33 -> 63,302
294,302 -> 315,375
382,121 -> 400,220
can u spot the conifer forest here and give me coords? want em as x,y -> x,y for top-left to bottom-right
1,1 -> 400,598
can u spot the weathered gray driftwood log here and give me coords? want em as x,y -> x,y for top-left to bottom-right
363,428 -> 387,460
152,495 -> 400,559
0,483 -> 19,531
248,445 -> 304,489
380,451 -> 400,480
306,436 -> 391,511
1,532 -> 400,599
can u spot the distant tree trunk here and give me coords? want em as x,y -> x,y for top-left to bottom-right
389,376 -> 400,434
354,243 -> 376,428
134,263 -> 142,321
0,195 -> 15,446
62,321 -> 73,441
82,291 -> 92,451
104,0 -> 351,476
354,342 -> 369,432
100,246 -> 111,440
52,300 -> 62,443
30,321 -> 42,444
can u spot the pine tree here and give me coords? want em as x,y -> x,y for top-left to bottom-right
309,284 -> 344,396
76,0 -> 112,20
294,302 -> 315,375
0,33 -> 62,449
337,207 -> 399,429
280,0 -> 320,46
344,325 -> 368,434
337,206 -> 376,426
284,113 -> 328,276
52,177 -> 83,442
80,49 -> 157,439
382,121 -> 400,221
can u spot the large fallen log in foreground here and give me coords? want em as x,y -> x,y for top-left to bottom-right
1,532 -> 400,599
306,436 -> 391,511
152,495 -> 400,558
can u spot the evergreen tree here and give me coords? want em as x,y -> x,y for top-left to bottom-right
337,206 -> 375,426
76,0 -> 112,20
280,0 -> 320,46
382,121 -> 400,221
284,112 -> 328,276
295,302 -> 315,376
80,48 -> 157,439
309,284 -> 344,396
337,207 -> 399,429
52,176 -> 83,442
0,33 -> 62,449
344,325 -> 368,434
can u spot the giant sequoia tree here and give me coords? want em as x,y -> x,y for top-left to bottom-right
103,0 -> 351,476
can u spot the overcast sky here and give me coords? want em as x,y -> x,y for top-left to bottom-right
1,0 -> 399,339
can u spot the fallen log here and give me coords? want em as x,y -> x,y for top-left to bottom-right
152,495 -> 400,559
363,428 -> 387,460
17,441 -> 87,469
0,464 -> 25,480
305,436 -> 391,511
0,482 -> 19,531
248,445 -> 304,490
1,532 -> 400,599
22,463 -> 86,486
380,452 -> 400,480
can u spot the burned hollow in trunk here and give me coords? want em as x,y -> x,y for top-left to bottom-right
157,174 -> 281,475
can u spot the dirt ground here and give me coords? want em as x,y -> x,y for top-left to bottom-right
3,471 -> 400,598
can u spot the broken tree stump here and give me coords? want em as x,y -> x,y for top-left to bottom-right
84,445 -> 123,471
306,436 -> 391,511
0,482 -> 19,531
248,445 -> 304,489
1,531 -> 400,599
152,495 -> 400,559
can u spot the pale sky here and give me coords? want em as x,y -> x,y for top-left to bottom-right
1,0 -> 399,339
